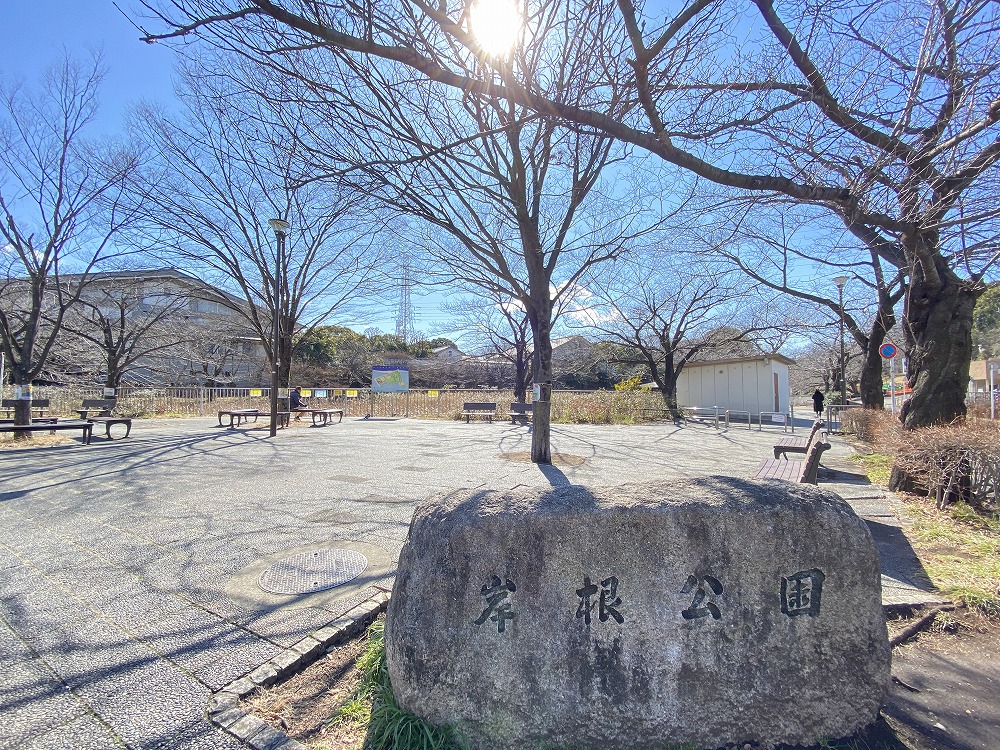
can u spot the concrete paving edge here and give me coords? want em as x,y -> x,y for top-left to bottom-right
206,591 -> 391,750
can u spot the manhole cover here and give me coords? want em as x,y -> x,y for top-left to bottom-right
257,548 -> 369,595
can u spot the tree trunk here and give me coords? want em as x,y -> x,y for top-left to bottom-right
528,312 -> 553,465
859,321 -> 890,409
514,349 -> 530,403
899,258 -> 978,429
655,358 -> 683,420
13,372 -> 31,428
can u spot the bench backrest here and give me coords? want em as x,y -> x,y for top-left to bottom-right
806,419 -> 822,441
2,398 -> 50,407
509,402 -> 534,413
82,399 -> 117,408
463,402 -> 497,411
803,420 -> 825,451
800,440 -> 831,484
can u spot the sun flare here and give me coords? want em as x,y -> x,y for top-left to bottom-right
469,0 -> 523,57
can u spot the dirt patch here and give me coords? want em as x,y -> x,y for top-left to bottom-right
243,618 -> 381,749
499,450 -> 587,466
884,608 -> 1000,750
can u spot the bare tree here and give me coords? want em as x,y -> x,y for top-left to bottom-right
582,253 -> 787,417
140,2 -> 672,463
713,204 -> 907,408
234,5 -> 665,462
124,61 -> 383,395
54,273 -> 191,388
447,294 -> 533,402
141,0 -> 1000,431
0,56 -> 137,424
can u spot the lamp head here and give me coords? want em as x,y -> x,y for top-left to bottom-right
268,218 -> 290,237
832,275 -> 849,289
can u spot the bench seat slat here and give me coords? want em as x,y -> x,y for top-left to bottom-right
0,421 -> 92,444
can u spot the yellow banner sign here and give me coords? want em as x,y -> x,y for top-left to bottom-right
249,389 -> 262,397
427,389 -> 439,397
301,389 -> 313,397
346,389 -> 358,398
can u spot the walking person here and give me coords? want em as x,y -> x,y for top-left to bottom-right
812,389 -> 825,419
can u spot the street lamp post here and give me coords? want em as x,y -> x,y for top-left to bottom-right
268,219 -> 290,438
833,276 -> 849,407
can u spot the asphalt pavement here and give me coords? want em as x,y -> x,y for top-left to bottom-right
0,415 -> 941,749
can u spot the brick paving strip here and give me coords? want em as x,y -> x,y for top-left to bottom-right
208,593 -> 388,750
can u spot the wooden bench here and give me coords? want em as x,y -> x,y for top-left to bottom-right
462,402 -> 497,423
73,398 -> 132,439
508,402 -> 533,424
753,439 -> 830,484
773,420 -> 824,459
1,399 -> 50,419
306,408 -> 345,426
76,398 -> 116,418
0,421 -> 93,444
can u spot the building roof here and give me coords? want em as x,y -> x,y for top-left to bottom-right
682,353 -> 796,367
60,267 -> 250,309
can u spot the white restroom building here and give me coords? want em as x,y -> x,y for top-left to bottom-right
675,354 -> 794,416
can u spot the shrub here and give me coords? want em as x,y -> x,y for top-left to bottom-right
884,420 -> 1000,511
840,408 -> 900,444
614,375 -> 643,392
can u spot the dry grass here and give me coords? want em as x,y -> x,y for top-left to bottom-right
898,495 -> 1000,616
840,408 -> 898,443
0,433 -> 79,449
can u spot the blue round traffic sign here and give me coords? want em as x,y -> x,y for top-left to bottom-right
879,343 -> 898,359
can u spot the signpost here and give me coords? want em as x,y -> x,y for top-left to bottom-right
372,366 -> 410,417
879,343 -> 898,414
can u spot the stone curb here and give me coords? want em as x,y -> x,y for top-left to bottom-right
206,591 -> 390,749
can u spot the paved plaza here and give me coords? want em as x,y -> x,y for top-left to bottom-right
0,416 -> 939,749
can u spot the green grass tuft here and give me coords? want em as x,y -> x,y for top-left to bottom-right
331,620 -> 467,750
851,452 -> 893,486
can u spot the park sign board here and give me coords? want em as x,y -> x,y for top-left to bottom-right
385,478 -> 890,750
372,366 -> 409,392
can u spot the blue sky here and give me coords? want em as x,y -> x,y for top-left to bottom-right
2,2 -> 178,137
1,2 -> 441,336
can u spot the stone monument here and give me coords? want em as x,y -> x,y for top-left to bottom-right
384,477 -> 890,750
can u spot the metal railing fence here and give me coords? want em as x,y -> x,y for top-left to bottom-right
0,383 -> 802,429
